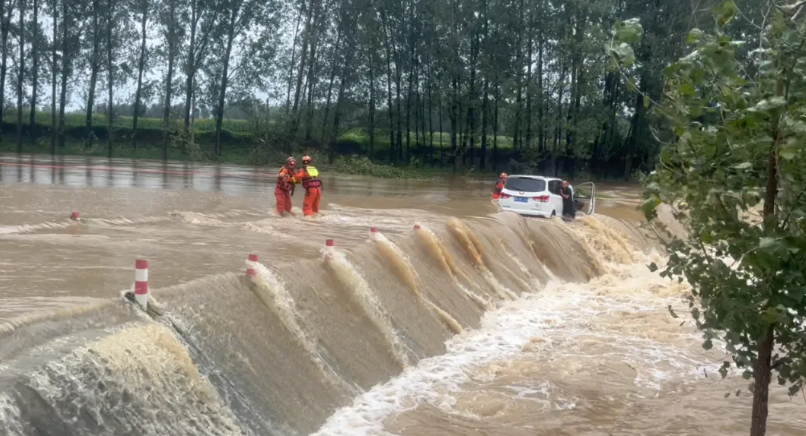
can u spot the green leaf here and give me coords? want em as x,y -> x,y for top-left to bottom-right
648,262 -> 659,272
641,197 -> 660,218
615,18 -> 643,44
732,162 -> 752,170
712,1 -> 738,27
688,29 -> 704,44
759,237 -> 780,250
749,97 -> 786,112
679,83 -> 696,96
779,147 -> 798,160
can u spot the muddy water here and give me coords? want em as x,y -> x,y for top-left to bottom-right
0,153 -> 802,436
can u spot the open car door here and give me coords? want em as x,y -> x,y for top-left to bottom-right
573,182 -> 596,215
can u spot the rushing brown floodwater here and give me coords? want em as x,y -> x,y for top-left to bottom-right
0,153 -> 802,436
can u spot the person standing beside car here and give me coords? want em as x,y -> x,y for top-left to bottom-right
492,173 -> 508,200
561,180 -> 576,220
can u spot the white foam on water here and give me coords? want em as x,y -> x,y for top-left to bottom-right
311,256 -> 717,436
0,393 -> 24,436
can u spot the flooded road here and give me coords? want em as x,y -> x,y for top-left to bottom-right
0,153 -> 801,436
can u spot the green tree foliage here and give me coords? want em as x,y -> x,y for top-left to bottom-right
0,0 -> 771,171
613,3 -> 806,435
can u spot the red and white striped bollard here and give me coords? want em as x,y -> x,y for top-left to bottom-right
134,259 -> 149,310
246,254 -> 258,277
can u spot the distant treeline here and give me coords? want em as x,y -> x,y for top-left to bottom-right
0,0 -> 770,177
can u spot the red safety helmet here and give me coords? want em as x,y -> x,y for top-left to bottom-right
286,156 -> 297,166
302,155 -> 312,164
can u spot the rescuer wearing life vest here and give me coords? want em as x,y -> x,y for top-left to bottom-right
295,155 -> 323,217
275,157 -> 298,216
492,173 -> 508,200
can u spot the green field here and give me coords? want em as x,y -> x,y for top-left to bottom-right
3,110 -> 254,133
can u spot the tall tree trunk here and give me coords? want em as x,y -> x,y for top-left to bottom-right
328,37 -> 354,164
450,74 -> 457,173
565,6 -> 585,176
749,77 -> 782,436
16,0 -> 25,151
404,16 -> 414,164
58,0 -> 69,148
214,8 -> 238,156
284,7 -> 302,114
287,0 -> 316,152
381,21 -> 394,162
303,6 -> 323,142
106,0 -> 114,158
480,77 -> 488,170
493,82 -> 499,172
367,47 -> 375,157
512,0 -> 525,152
467,29 -> 478,169
750,327 -> 775,436
428,70 -> 433,166
524,13 -> 533,150
554,58 -> 567,176
320,27 -> 341,143
623,89 -> 643,180
132,1 -> 147,151
85,0 -> 100,148
537,35 -> 544,152
182,0 -> 199,135
0,0 -> 11,137
394,48 -> 402,162
438,90 -> 443,166
50,0 -> 56,154
162,0 -> 176,159
183,0 -> 215,145
29,0 -> 38,144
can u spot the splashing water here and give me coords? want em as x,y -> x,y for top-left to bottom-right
370,231 -> 463,335
2,170 -> 804,436
322,246 -> 412,368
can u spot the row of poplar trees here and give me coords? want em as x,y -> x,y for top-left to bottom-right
0,0 -> 773,176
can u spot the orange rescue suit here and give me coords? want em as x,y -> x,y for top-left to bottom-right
492,179 -> 505,200
295,165 -> 322,216
275,166 -> 296,216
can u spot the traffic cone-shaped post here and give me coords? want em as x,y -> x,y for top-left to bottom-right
134,259 -> 149,310
247,254 -> 258,277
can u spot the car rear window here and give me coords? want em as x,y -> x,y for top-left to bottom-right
505,177 -> 546,193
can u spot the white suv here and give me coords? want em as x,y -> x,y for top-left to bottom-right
497,175 -> 575,218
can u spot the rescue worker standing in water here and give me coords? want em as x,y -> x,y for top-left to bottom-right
295,155 -> 323,217
492,173 -> 508,200
275,157 -> 297,216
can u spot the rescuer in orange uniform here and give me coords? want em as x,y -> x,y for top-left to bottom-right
275,157 -> 298,216
295,155 -> 323,217
492,173 -> 508,200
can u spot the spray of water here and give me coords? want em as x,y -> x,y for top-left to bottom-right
414,224 -> 492,310
322,247 -> 412,368
248,260 -> 354,393
371,231 -> 463,335
447,218 -> 518,301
